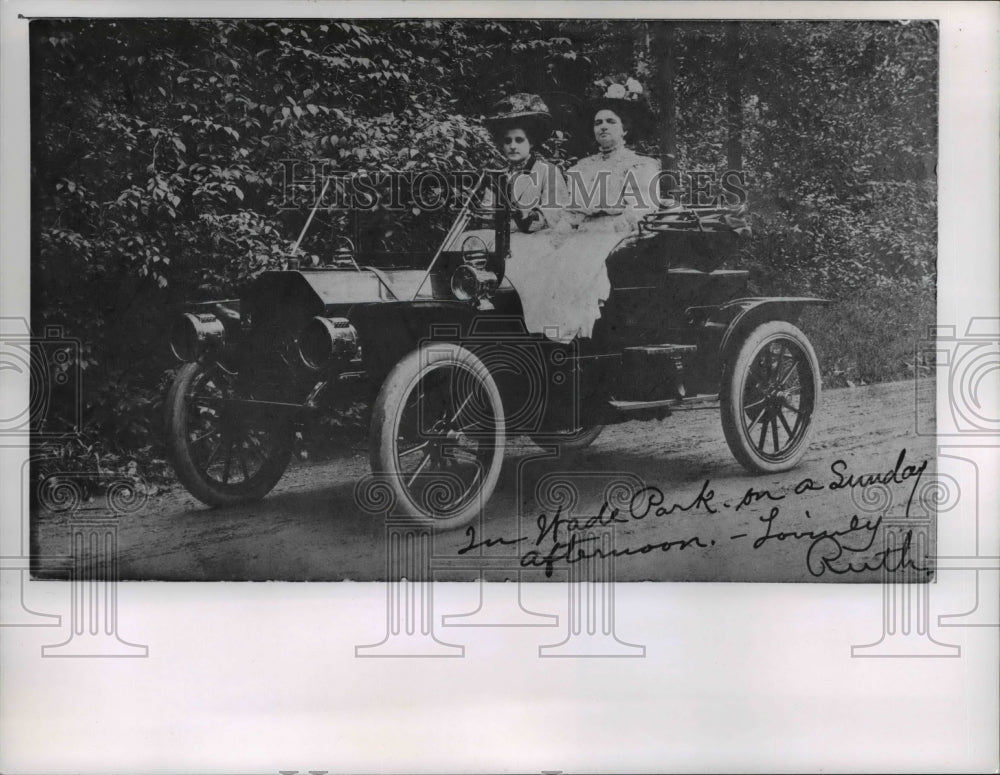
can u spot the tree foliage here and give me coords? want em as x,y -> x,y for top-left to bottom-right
29,19 -> 937,475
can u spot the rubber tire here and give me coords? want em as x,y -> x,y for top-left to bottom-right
721,320 -> 821,474
370,343 -> 506,530
165,361 -> 294,507
531,424 -> 605,453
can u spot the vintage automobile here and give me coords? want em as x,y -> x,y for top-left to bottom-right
165,172 -> 826,529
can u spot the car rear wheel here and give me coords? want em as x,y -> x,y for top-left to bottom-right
721,321 -> 820,473
370,343 -> 505,530
165,361 -> 294,507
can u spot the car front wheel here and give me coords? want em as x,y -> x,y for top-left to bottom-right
721,321 -> 820,473
370,343 -> 506,530
165,360 -> 295,507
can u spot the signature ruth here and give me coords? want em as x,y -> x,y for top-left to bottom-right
455,448 -> 932,579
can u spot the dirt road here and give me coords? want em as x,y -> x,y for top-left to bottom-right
33,380 -> 936,582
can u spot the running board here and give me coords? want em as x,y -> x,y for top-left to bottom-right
624,343 -> 698,356
610,398 -> 678,412
669,393 -> 720,411
571,343 -> 699,361
601,392 -> 720,424
610,393 -> 719,413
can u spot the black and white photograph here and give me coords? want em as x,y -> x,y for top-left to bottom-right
26,15 -> 940,582
1,2 -> 997,773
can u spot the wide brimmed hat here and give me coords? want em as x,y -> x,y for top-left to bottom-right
582,77 -> 655,140
484,92 -> 553,143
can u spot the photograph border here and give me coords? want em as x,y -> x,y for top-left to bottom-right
2,2 -> 997,773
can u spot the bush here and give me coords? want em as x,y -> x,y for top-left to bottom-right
799,279 -> 934,386
27,19 -> 937,489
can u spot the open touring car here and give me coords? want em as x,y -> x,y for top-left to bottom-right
165,171 -> 826,529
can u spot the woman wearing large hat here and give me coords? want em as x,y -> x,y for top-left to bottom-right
512,77 -> 667,343
444,92 -> 568,262
562,76 -> 662,233
481,92 -> 569,233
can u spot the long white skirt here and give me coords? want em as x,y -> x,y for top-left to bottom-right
506,219 -> 625,342
451,217 -> 626,343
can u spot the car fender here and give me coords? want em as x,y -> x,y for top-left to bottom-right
349,300 -> 479,384
713,297 -> 830,366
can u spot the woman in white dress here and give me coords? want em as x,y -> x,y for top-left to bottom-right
508,78 -> 665,342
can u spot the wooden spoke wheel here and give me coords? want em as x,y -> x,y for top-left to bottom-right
165,361 -> 294,507
370,343 -> 505,530
721,321 -> 820,473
